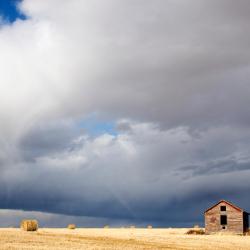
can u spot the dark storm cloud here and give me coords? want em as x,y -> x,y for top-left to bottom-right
1,0 -> 250,226
19,121 -> 81,161
1,121 -> 250,226
180,159 -> 250,177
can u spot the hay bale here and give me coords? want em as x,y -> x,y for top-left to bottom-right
67,224 -> 76,229
130,225 -> 136,228
104,225 -> 109,228
186,228 -> 205,235
147,225 -> 153,229
193,224 -> 200,228
20,220 -> 38,231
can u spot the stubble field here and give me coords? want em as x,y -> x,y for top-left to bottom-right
0,228 -> 250,250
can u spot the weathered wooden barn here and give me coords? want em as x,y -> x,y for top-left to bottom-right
204,200 -> 249,234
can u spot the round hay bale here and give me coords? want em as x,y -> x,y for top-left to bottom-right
104,225 -> 109,228
20,220 -> 38,231
67,224 -> 76,229
194,224 -> 200,228
147,225 -> 153,229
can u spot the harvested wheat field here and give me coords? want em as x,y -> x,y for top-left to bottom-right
0,228 -> 250,250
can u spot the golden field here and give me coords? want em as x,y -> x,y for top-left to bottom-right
0,228 -> 250,250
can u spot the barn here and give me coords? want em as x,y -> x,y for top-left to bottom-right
204,200 -> 249,235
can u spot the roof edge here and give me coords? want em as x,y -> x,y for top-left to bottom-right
204,200 -> 245,213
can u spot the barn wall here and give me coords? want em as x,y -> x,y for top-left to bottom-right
205,201 -> 243,234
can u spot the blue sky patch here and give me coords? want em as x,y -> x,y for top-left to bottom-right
0,0 -> 26,23
77,116 -> 118,137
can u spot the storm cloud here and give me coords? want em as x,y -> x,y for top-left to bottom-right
0,0 -> 250,226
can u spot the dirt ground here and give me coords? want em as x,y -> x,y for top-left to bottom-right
0,228 -> 250,250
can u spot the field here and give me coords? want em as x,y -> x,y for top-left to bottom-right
0,228 -> 250,250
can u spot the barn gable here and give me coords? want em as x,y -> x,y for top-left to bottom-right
205,200 -> 243,213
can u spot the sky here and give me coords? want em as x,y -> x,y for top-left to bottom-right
0,0 -> 25,22
0,0 -> 250,227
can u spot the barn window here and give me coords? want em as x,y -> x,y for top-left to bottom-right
220,215 -> 227,225
220,206 -> 226,211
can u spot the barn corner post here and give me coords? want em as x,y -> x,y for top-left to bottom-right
204,200 -> 249,235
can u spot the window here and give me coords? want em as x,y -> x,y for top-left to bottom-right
220,215 -> 227,225
220,206 -> 226,211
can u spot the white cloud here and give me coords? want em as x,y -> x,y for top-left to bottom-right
1,0 -> 250,225
1,0 -> 250,137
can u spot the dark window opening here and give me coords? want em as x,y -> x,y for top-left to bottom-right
220,215 -> 227,225
220,206 -> 226,211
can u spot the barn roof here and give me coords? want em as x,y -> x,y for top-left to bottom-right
204,200 -> 247,213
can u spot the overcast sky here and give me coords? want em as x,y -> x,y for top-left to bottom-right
0,0 -> 250,227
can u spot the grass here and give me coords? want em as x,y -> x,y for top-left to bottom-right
0,228 -> 250,249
